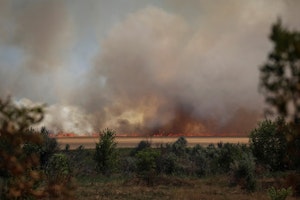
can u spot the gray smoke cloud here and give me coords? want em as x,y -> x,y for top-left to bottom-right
1,0 -> 300,135
0,0 -> 73,71
83,4 -> 274,134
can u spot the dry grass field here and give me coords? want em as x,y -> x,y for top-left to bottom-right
57,136 -> 249,149
75,175 -> 297,200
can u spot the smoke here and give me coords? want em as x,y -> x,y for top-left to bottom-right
85,5 -> 269,135
1,1 -> 300,135
17,98 -> 95,135
0,0 -> 73,71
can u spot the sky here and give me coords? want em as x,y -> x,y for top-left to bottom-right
0,0 -> 300,135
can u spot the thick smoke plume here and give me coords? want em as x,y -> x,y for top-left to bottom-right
1,1 -> 300,135
84,6 -> 268,135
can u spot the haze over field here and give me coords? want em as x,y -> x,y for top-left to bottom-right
1,0 -> 300,135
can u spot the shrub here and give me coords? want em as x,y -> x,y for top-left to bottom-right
190,145 -> 210,176
45,153 -> 76,199
120,157 -> 137,176
130,140 -> 151,156
156,152 -> 177,175
94,128 -> 118,175
267,187 -> 292,200
45,153 -> 72,182
172,137 -> 187,157
230,152 -> 257,192
136,148 -> 160,185
250,118 -> 288,171
23,127 -> 59,169
39,127 -> 59,167
136,149 -> 160,173
217,143 -> 248,173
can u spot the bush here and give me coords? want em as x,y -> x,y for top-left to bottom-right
156,152 -> 177,175
268,187 -> 292,200
217,143 -> 249,173
172,137 -> 187,157
94,128 -> 118,175
190,145 -> 210,176
23,127 -> 59,169
136,148 -> 160,185
130,140 -> 151,156
229,152 -> 257,192
120,157 -> 137,176
45,153 -> 76,199
250,118 -> 288,171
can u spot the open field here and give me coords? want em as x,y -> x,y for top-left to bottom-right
76,175 -> 297,200
56,136 -> 249,149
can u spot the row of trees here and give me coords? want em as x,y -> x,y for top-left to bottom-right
92,123 -> 298,194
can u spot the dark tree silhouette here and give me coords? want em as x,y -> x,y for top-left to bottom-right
260,19 -> 300,123
260,19 -> 300,169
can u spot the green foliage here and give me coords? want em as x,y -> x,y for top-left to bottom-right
0,97 -> 76,199
268,187 -> 292,200
45,153 -> 76,199
260,19 -> 300,170
94,128 -> 118,175
136,148 -> 160,186
130,140 -> 151,156
250,118 -> 288,171
172,136 -> 188,156
190,145 -> 210,176
45,153 -> 72,181
229,152 -> 257,192
23,127 -> 59,169
260,19 -> 300,123
136,148 -> 160,173
120,157 -> 137,176
156,152 -> 177,175
216,143 -> 247,173
66,147 -> 95,178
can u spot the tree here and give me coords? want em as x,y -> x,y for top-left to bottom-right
260,19 -> 300,123
0,97 -> 75,199
0,97 -> 45,199
94,128 -> 118,175
260,19 -> 300,169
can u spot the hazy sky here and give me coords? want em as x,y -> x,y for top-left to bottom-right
1,0 -> 299,134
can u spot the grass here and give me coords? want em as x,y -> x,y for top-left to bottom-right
75,174 -> 283,200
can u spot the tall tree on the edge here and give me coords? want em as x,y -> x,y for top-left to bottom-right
260,19 -> 300,168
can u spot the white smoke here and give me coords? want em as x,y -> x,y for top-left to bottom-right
17,98 -> 94,135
